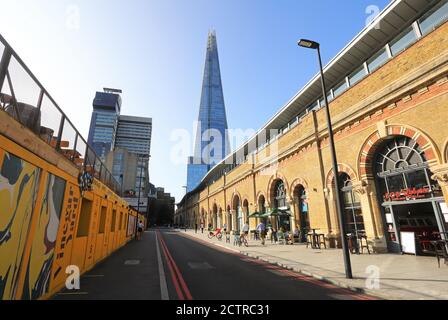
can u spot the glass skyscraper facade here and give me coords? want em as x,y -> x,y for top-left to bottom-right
87,90 -> 122,159
187,31 -> 230,192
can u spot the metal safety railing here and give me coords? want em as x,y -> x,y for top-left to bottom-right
0,34 -> 121,194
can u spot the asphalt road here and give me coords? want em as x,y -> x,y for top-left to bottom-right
54,229 -> 375,300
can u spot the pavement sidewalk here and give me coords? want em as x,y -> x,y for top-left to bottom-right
180,229 -> 448,300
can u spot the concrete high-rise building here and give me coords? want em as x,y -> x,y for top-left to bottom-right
114,115 -> 152,195
87,88 -> 122,159
115,115 -> 152,156
187,31 -> 230,192
88,91 -> 153,200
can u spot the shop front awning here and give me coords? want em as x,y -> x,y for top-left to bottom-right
260,208 -> 291,218
249,212 -> 263,219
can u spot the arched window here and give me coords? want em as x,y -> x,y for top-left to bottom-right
339,173 -> 365,237
274,181 -> 287,208
274,180 -> 290,230
243,200 -> 249,224
376,136 -> 426,174
212,204 -> 218,229
217,208 -> 222,228
294,185 -> 310,239
258,195 -> 266,214
373,136 -> 443,249
226,205 -> 232,231
233,196 -> 241,232
374,136 -> 441,200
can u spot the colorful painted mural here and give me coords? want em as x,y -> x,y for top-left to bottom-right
21,174 -> 66,300
0,139 -> 140,300
50,183 -> 80,292
0,152 -> 41,300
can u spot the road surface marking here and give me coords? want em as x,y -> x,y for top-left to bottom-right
159,231 -> 193,300
158,231 -> 185,300
155,231 -> 170,301
124,260 -> 141,265
179,231 -> 378,300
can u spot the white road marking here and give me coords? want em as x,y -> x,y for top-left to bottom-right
124,260 -> 141,265
155,231 -> 169,300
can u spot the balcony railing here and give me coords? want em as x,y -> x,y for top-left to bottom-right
0,34 -> 121,195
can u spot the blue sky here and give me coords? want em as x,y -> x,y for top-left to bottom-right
0,0 -> 390,202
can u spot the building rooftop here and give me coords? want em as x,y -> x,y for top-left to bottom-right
119,115 -> 152,123
93,91 -> 122,112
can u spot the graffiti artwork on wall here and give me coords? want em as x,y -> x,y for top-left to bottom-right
0,152 -> 41,300
51,183 -> 80,291
21,174 -> 66,300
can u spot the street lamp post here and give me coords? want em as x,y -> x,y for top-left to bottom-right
298,39 -> 353,279
183,186 -> 188,231
135,155 -> 149,239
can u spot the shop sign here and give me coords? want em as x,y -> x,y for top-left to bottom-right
383,187 -> 431,202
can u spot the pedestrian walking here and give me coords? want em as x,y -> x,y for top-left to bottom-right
195,223 -> 198,234
271,227 -> 278,244
200,222 -> 204,234
256,221 -> 266,245
242,222 -> 250,241
137,220 -> 144,241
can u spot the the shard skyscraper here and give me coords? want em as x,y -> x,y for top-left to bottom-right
187,31 -> 230,192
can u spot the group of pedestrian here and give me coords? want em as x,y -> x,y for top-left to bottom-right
195,218 -> 301,247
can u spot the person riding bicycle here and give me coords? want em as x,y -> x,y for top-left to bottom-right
241,222 -> 249,242
209,227 -> 222,238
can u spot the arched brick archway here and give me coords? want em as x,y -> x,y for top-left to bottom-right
256,191 -> 267,206
256,193 -> 267,213
225,205 -> 232,231
200,208 -> 206,224
358,124 -> 441,180
444,138 -> 448,163
228,191 -> 243,210
212,203 -> 218,228
267,172 -> 290,205
289,177 -> 309,201
326,164 -> 358,189
231,192 -> 242,210
242,199 -> 249,222
218,207 -> 223,228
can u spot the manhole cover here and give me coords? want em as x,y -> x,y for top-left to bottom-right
124,260 -> 141,265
